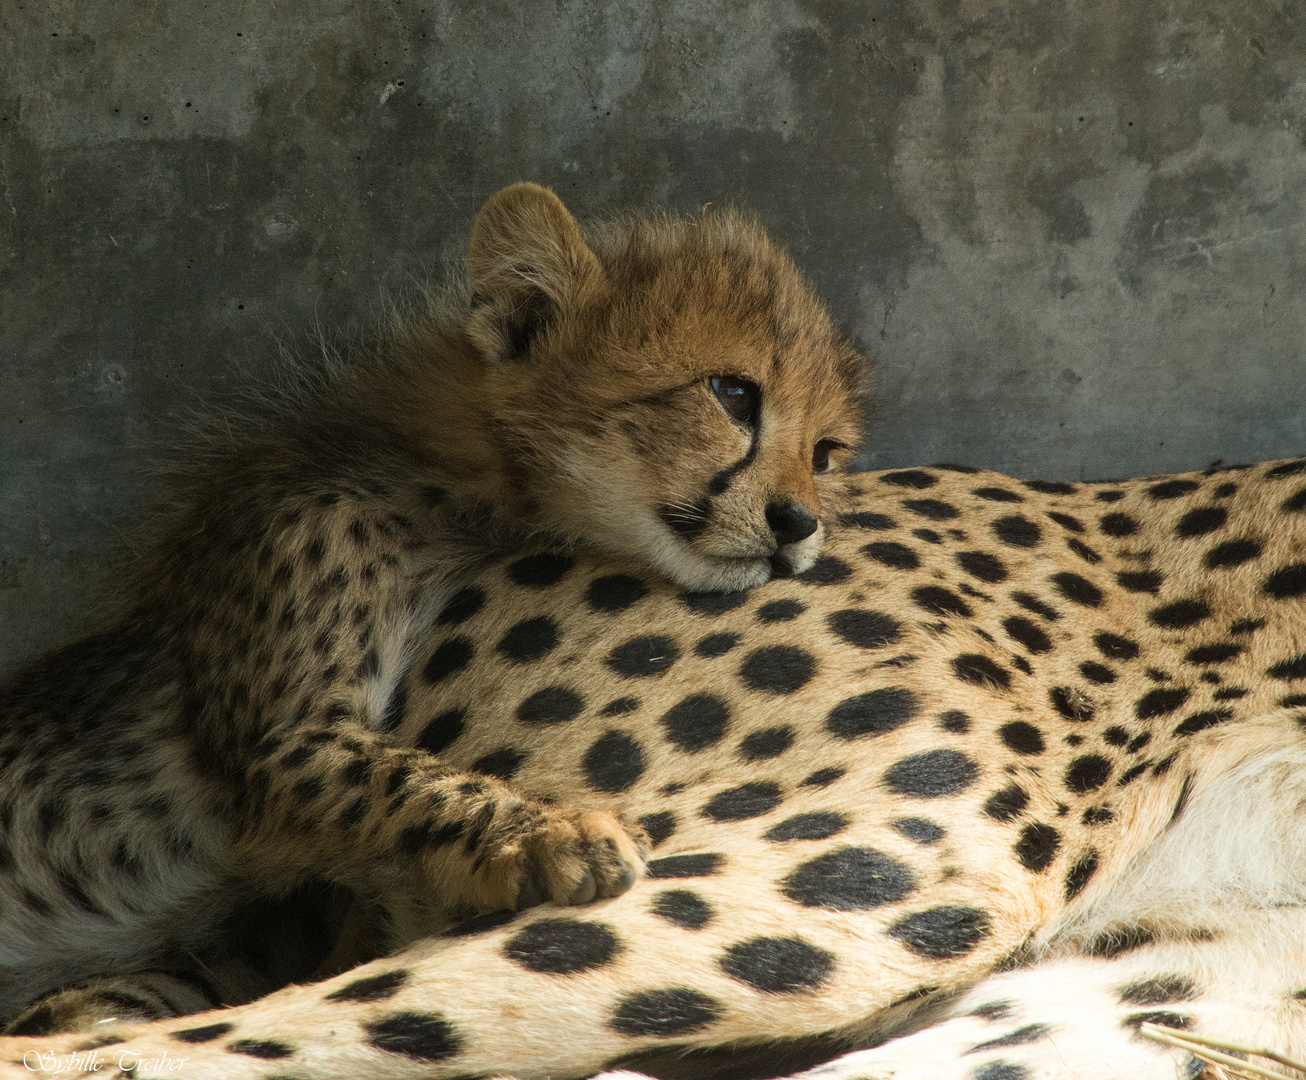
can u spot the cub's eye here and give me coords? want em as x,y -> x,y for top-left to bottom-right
812,439 -> 842,474
710,376 -> 760,427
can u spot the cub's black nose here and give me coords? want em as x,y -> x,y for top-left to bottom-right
765,500 -> 818,546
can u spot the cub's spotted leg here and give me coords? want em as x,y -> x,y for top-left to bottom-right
3,973 -> 212,1036
234,723 -> 646,941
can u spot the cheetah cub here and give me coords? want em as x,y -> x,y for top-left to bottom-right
0,183 -> 865,1022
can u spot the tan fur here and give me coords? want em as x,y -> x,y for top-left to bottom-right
6,453 -> 1306,1078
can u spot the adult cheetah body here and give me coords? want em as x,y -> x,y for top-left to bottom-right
9,456 -> 1306,1078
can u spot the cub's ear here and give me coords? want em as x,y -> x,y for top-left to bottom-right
466,182 -> 605,363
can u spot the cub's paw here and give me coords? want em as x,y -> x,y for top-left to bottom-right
465,806 -> 647,913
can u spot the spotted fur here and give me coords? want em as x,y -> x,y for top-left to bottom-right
0,185 -> 863,1026
6,456 -> 1306,1078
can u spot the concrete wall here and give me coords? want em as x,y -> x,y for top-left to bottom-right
2,0 -> 1304,672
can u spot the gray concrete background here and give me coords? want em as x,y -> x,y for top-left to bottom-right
2,0 -> 1305,672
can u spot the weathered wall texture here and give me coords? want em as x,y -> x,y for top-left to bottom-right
2,1 -> 1304,670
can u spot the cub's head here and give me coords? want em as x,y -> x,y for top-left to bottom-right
464,182 -> 867,592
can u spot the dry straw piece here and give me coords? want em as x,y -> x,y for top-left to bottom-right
1139,1022 -> 1306,1080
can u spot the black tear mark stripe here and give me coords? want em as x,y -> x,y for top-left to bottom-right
707,424 -> 761,496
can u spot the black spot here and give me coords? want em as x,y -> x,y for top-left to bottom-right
1064,755 -> 1112,793
1117,570 -> 1164,594
1206,538 -> 1263,568
1213,686 -> 1248,699
637,812 -> 677,848
609,988 -> 723,1037
1015,822 -> 1060,872
326,970 -> 409,1003
365,1012 -> 464,1060
660,694 -> 730,752
883,469 -> 937,488
517,686 -> 585,725
884,749 -> 979,797
795,554 -> 853,584
497,616 -> 561,662
1079,661 -> 1116,684
436,587 -> 485,626
1185,642 -> 1242,664
228,1040 -> 295,1059
740,646 -> 816,694
172,1022 -> 235,1044
504,918 -> 619,974
999,722 -> 1045,755
968,1024 -> 1051,1054
695,632 -> 740,658
416,707 -> 466,755
758,599 -> 805,622
1102,726 -> 1129,746
888,905 -> 991,958
1026,479 -> 1076,494
587,575 -> 649,612
938,710 -> 971,733
1265,564 -> 1306,599
957,550 -> 1008,583
647,853 -> 722,878
1269,654 -> 1306,680
739,726 -> 795,760
862,541 -> 920,570
914,527 -> 942,543
1099,513 -> 1139,536
423,638 -> 473,684
1087,925 -> 1155,957
1082,806 -> 1116,825
983,785 -> 1029,822
1269,460 -> 1306,477
1047,511 -> 1084,532
702,781 -> 783,822
508,553 -> 574,587
840,510 -> 897,530
1064,851 -> 1099,899
903,498 -> 959,520
1002,616 -> 1051,654
1149,599 -> 1211,629
1052,572 -> 1102,607
1284,486 -> 1306,513
826,688 -> 918,741
1173,709 -> 1233,736
973,486 -> 1023,502
801,767 -> 845,787
719,937 -> 834,993
781,846 -> 916,909
470,747 -> 527,780
1176,506 -> 1227,537
683,590 -> 749,615
582,731 -> 645,793
952,654 -> 1012,691
1120,976 -> 1197,1005
1147,479 -> 1200,500
992,516 -> 1041,547
1095,632 -> 1140,660
652,890 -> 714,930
912,586 -> 971,617
765,812 -> 848,842
893,817 -> 945,843
1096,489 -> 1125,502
607,635 -> 680,677
1135,687 -> 1191,719
827,609 -> 902,650
1011,592 -> 1060,621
